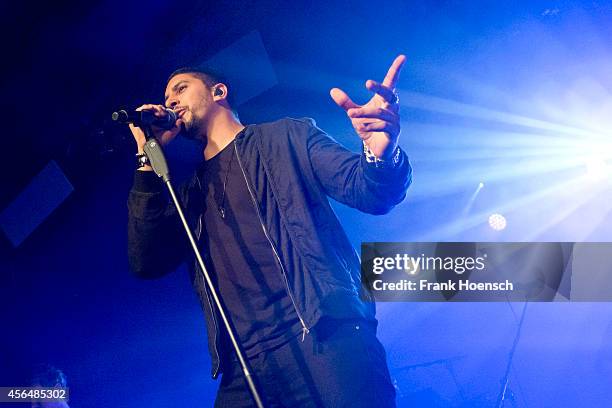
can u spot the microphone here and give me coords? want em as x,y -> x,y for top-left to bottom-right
112,108 -> 178,130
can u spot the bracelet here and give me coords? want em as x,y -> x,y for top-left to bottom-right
136,153 -> 150,168
363,143 -> 401,169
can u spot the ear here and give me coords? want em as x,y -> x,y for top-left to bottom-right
212,83 -> 229,102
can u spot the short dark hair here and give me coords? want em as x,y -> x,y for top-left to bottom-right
167,66 -> 236,109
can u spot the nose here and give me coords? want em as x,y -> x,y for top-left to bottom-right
167,97 -> 179,109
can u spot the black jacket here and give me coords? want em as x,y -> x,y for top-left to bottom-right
127,117 -> 412,378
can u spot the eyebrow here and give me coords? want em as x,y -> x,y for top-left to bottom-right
164,80 -> 189,103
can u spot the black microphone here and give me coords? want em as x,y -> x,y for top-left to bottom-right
112,108 -> 178,130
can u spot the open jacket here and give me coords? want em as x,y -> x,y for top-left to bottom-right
127,117 -> 412,378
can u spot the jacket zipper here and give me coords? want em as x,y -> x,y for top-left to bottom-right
194,177 -> 222,378
233,142 -> 310,341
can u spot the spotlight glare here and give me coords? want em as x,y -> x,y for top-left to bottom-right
488,213 -> 507,231
584,155 -> 609,181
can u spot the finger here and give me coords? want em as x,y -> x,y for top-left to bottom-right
365,80 -> 397,104
359,120 -> 399,135
128,123 -> 146,141
348,106 -> 398,122
128,123 -> 139,133
381,54 -> 407,89
151,105 -> 167,117
330,87 -> 360,111
136,104 -> 166,116
354,118 -> 384,132
136,104 -> 157,111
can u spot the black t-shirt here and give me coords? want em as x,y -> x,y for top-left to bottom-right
200,138 -> 303,358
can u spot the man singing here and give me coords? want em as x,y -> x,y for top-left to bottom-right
127,54 -> 411,407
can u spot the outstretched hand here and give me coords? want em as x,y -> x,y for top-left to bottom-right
330,54 -> 406,159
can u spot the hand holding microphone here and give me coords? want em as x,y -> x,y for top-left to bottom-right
113,106 -> 179,130
113,104 -> 184,171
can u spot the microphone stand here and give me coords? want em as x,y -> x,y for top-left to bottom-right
496,300 -> 529,408
140,125 -> 265,408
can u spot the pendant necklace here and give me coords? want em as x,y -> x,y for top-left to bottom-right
218,141 -> 235,219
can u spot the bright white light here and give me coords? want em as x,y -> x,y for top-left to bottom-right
584,155 -> 609,181
478,182 -> 484,189
488,213 -> 507,231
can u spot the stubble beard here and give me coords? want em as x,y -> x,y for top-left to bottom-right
181,112 -> 204,141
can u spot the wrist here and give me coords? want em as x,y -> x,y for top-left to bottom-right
136,153 -> 153,171
363,142 -> 401,168
381,141 -> 399,160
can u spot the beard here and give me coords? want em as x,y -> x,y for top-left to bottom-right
180,113 -> 204,140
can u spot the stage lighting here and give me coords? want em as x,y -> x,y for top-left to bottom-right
488,213 -> 507,231
584,155 -> 609,181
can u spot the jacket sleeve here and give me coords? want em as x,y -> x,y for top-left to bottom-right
127,170 -> 190,279
304,118 -> 412,215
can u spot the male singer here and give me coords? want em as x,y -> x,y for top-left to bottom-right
127,55 -> 411,407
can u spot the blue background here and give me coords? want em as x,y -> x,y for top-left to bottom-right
1,1 -> 611,406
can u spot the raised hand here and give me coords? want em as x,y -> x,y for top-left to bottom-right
128,104 -> 184,171
128,104 -> 184,152
330,54 -> 406,159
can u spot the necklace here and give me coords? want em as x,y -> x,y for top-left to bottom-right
217,141 -> 236,219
